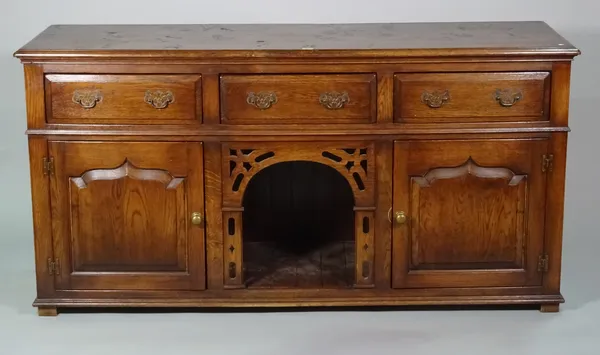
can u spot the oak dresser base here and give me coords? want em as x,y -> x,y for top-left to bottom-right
15,22 -> 579,316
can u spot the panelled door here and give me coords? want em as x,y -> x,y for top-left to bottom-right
48,141 -> 205,290
392,139 -> 548,288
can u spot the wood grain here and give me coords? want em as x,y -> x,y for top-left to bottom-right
550,63 -> 573,126
204,142 -> 224,288
220,74 -> 376,124
44,285 -> 552,299
395,72 -> 550,122
543,70 -> 571,300
69,163 -> 187,272
202,74 -> 220,124
14,22 -> 579,61
411,173 -> 526,267
32,294 -> 564,308
544,133 -> 568,294
23,65 -> 46,129
38,62 -> 556,75
25,123 -> 569,138
376,73 -> 394,123
45,74 -> 202,124
28,137 -> 55,298
373,141 -> 393,288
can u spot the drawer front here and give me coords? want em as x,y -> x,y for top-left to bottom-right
394,72 -> 550,122
220,74 -> 376,124
45,74 -> 202,124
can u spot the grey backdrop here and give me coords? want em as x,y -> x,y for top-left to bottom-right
1,1 -> 599,354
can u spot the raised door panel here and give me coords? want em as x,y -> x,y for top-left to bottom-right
392,139 -> 547,288
49,141 -> 205,290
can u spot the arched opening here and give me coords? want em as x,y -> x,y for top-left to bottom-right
242,161 -> 355,288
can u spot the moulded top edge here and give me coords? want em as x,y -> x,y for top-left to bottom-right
14,22 -> 580,61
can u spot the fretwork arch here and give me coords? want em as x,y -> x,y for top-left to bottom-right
221,142 -> 376,208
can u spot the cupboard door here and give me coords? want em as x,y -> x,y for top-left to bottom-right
49,141 -> 205,290
392,139 -> 547,288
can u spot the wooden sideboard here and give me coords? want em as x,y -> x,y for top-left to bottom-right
14,22 -> 580,316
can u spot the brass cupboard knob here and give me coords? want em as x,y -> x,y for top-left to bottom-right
191,212 -> 203,225
395,211 -> 407,225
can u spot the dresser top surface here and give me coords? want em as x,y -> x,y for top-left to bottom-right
15,21 -> 579,60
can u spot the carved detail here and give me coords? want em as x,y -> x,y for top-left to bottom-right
412,157 -> 525,187
228,262 -> 237,279
354,210 -> 374,287
223,210 -> 244,288
321,148 -> 368,190
319,91 -> 349,109
495,88 -> 523,107
144,90 -> 174,109
421,90 -> 450,108
71,160 -> 183,189
229,149 -> 265,178
224,145 -> 372,207
72,90 -> 103,109
247,91 -> 277,110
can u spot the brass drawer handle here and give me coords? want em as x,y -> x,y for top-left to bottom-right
72,90 -> 103,109
144,90 -> 174,109
421,90 -> 450,108
495,89 -> 523,107
319,91 -> 349,110
247,91 -> 277,110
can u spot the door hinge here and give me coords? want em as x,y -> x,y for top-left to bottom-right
542,154 -> 554,173
43,157 -> 55,176
537,254 -> 549,273
47,258 -> 60,275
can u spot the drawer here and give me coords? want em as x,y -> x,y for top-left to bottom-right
45,74 -> 202,124
220,74 -> 376,124
394,72 -> 550,122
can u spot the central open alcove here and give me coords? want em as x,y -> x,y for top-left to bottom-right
242,161 -> 356,288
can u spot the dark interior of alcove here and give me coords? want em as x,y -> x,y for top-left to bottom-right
242,161 -> 355,288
